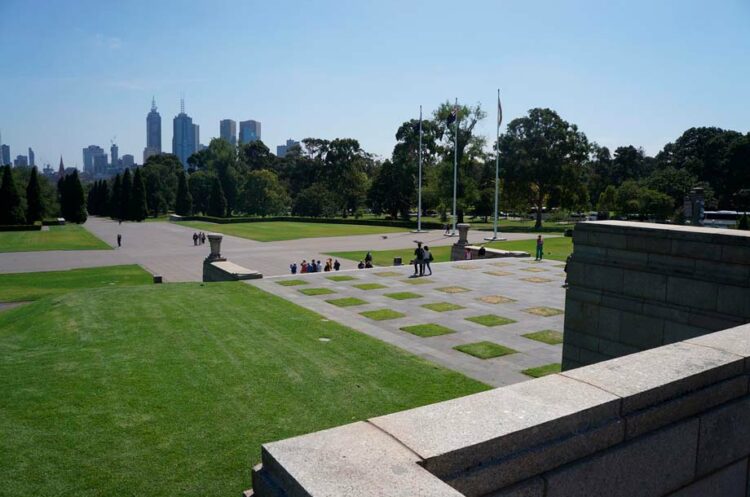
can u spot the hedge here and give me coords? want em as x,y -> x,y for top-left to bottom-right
0,224 -> 42,232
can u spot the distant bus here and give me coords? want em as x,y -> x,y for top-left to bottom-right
703,211 -> 747,228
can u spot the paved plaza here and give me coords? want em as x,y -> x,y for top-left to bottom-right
252,257 -> 566,387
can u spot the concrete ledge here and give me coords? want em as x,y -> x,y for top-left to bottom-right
202,260 -> 262,282
464,245 -> 530,259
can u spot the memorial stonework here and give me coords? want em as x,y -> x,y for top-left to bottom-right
202,234 -> 262,282
563,221 -> 750,370
450,223 -> 529,261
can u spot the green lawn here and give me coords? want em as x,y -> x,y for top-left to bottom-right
454,341 -> 518,359
276,279 -> 308,286
384,291 -> 422,300
0,225 -> 110,253
177,221 -> 407,242
326,297 -> 368,307
421,302 -> 465,312
522,363 -> 562,378
400,324 -> 456,338
360,309 -> 406,321
465,314 -> 516,327
328,236 -> 573,266
298,287 -> 336,296
0,265 -> 153,302
0,283 -> 487,496
522,330 -> 564,345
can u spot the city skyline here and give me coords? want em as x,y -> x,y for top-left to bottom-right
1,0 -> 749,168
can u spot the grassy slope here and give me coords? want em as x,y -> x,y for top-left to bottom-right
329,236 -> 573,265
0,265 -> 153,302
0,225 -> 111,253
0,282 -> 487,496
177,220 -> 407,242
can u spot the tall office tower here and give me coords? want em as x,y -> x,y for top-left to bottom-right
239,120 -> 261,144
193,124 -> 200,153
1,144 -> 9,166
82,145 -> 105,174
93,154 -> 108,176
110,143 -> 118,168
276,138 -> 300,158
172,99 -> 197,168
14,155 -> 28,167
28,147 -> 35,166
143,97 -> 162,162
220,119 -> 237,146
121,154 -> 135,168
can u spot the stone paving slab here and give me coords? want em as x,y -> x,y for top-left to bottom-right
251,257 -> 566,387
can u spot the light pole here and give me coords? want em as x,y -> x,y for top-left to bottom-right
485,89 -> 506,241
412,105 -> 427,233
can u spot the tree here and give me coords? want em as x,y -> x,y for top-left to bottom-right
142,153 -> 183,216
368,160 -> 412,219
120,169 -> 133,220
190,139 -> 240,214
207,176 -> 227,217
240,169 -> 290,216
597,185 -> 617,218
238,140 -> 275,172
128,168 -> 148,221
26,166 -> 44,222
110,174 -> 122,219
188,170 -> 214,215
643,166 -> 698,208
500,108 -> 590,228
175,172 -> 193,216
292,183 -> 338,217
0,165 -> 26,224
60,170 -> 87,223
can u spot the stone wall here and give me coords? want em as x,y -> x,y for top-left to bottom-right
246,323 -> 750,496
563,221 -> 750,370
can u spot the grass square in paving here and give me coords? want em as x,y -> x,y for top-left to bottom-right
478,295 -> 516,305
436,286 -> 470,294
521,277 -> 553,283
454,341 -> 517,359
374,271 -> 403,277
385,292 -> 422,300
484,270 -> 513,277
400,324 -> 456,338
454,264 -> 481,270
353,283 -> 388,291
466,314 -> 516,327
298,287 -> 336,296
276,279 -> 308,286
522,363 -> 562,378
326,297 -> 368,307
522,330 -> 564,345
401,278 -> 431,285
360,309 -> 405,321
421,302 -> 465,312
523,306 -> 564,317
521,267 -> 547,273
489,261 -> 513,267
326,275 -> 358,282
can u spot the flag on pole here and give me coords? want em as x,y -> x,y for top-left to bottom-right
446,105 -> 458,125
497,92 -> 503,130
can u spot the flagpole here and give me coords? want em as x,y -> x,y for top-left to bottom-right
451,97 -> 458,236
413,105 -> 425,233
485,89 -> 506,241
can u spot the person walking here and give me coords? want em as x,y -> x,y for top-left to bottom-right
413,242 -> 425,276
535,235 -> 544,261
423,245 -> 433,276
333,259 -> 341,271
117,233 -> 122,247
290,263 -> 297,275
201,232 -> 206,244
193,233 -> 198,246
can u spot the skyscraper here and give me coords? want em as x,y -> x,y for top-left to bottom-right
121,154 -> 135,168
143,98 -> 162,162
220,119 -> 237,146
239,120 -> 261,144
1,145 -> 10,166
172,99 -> 197,168
28,147 -> 35,166
276,138 -> 300,158
94,154 -> 108,176
14,155 -> 28,167
193,124 -> 200,154
110,143 -> 119,168
83,145 -> 105,175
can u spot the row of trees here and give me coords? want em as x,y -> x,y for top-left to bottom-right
88,168 -> 148,221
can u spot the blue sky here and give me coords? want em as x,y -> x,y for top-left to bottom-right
1,0 -> 748,168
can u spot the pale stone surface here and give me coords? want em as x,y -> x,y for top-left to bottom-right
259,422 -> 462,497
562,342 -> 745,414
686,323 -> 750,366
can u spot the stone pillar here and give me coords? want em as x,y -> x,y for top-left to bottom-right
206,233 -> 224,262
451,223 -> 471,261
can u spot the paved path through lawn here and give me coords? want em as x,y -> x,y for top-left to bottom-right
0,218 -> 543,281
250,257 -> 566,387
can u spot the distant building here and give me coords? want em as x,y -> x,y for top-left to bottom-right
172,99 -> 197,168
276,138 -> 300,158
110,143 -> 119,168
42,163 -> 54,178
28,147 -> 35,166
14,155 -> 28,167
94,154 -> 108,176
193,124 -> 200,154
220,119 -> 237,146
239,120 -> 261,144
143,98 -> 162,162
83,145 -> 105,175
58,156 -> 65,179
121,154 -> 135,168
1,144 -> 9,166
198,143 -> 207,151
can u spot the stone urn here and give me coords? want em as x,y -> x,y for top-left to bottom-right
206,233 -> 224,262
456,223 -> 470,246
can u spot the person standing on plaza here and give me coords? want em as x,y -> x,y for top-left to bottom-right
193,233 -> 198,246
333,259 -> 341,271
117,233 -> 122,247
413,242 -> 425,276
423,245 -> 433,276
535,235 -> 544,261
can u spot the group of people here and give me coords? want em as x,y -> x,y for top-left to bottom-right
357,251 -> 374,269
192,232 -> 207,246
412,242 -> 434,277
290,258 -> 341,274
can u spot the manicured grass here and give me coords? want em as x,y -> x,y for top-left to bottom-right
373,271 -> 402,277
465,314 -> 516,327
0,265 -> 152,302
360,309 -> 405,321
523,306 -> 564,317
522,363 -> 562,378
326,275 -> 357,282
454,341 -> 517,359
0,283 -> 487,496
401,278 -> 431,285
400,324 -> 456,337
177,220 -> 407,242
522,330 -> 564,345
422,302 -> 466,312
0,225 -> 111,253
326,297 -> 368,307
328,236 -> 573,266
276,279 -> 308,286
353,283 -> 387,291
436,286 -> 470,294
478,295 -> 516,304
384,292 -> 422,300
298,287 -> 336,296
